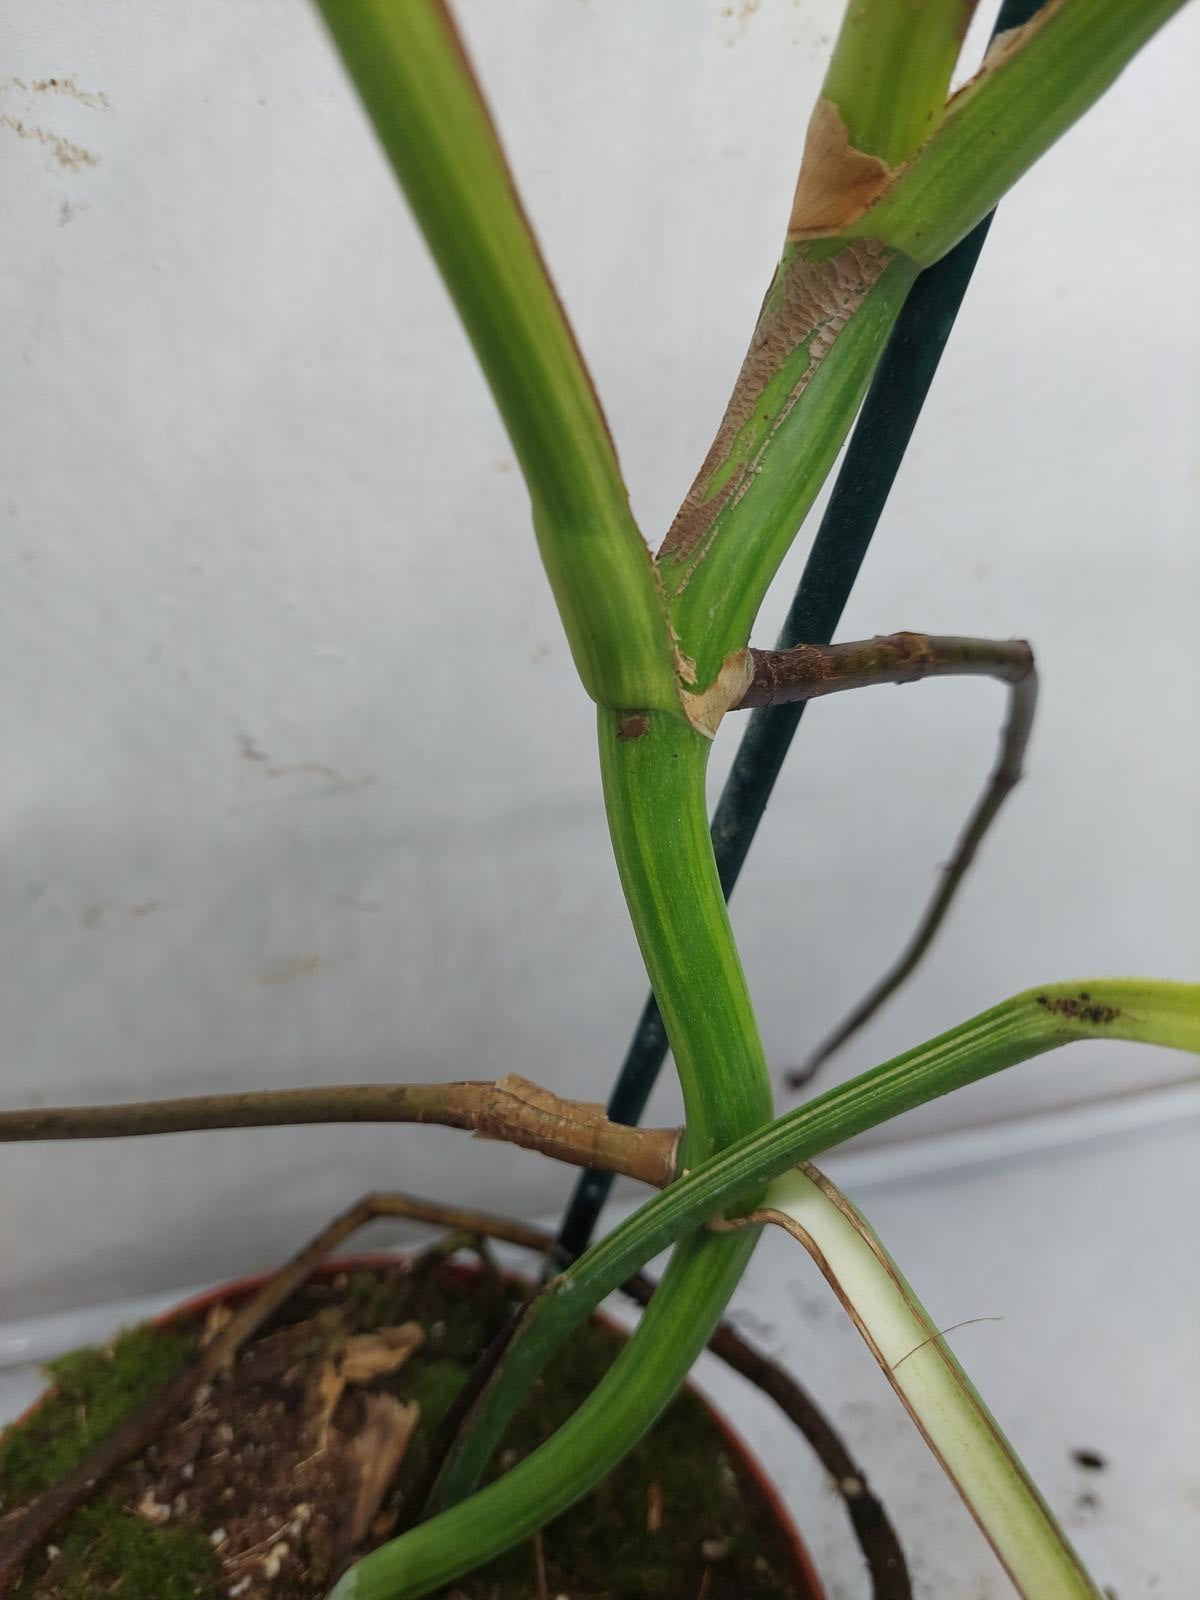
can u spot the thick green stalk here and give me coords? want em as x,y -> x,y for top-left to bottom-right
328,1233 -> 752,1600
823,0 -> 978,164
314,0 -> 676,711
315,14 -> 778,1597
329,980 -> 1197,1596
596,712 -> 775,1163
428,711 -> 774,1503
844,0 -> 1190,265
657,250 -> 918,686
516,980 -> 1200,1377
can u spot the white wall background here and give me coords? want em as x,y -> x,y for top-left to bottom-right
1,0 -> 1197,1318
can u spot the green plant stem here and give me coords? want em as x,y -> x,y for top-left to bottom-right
427,711 -> 774,1504
658,248 -> 919,687
657,0 -> 1185,688
327,980 -> 1198,1597
846,0 -> 1189,264
595,713 -> 774,1163
328,1234 -> 754,1600
314,18 -> 779,1598
823,0 -> 978,164
313,0 -> 676,712
335,714 -> 775,1598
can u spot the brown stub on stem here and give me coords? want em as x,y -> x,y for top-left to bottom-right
475,1075 -> 679,1187
681,649 -> 755,738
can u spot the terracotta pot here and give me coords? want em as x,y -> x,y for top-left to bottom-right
15,1252 -> 826,1598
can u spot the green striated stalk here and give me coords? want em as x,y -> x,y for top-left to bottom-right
427,710 -> 775,1508
502,980 -> 1200,1386
333,713 -> 773,1598
594,712 -> 774,1165
844,0 -> 1190,265
329,1232 -> 755,1600
658,247 -> 918,686
657,0 -> 1186,689
314,0 -> 677,713
654,0 -> 974,686
823,0 -> 979,165
314,12 -> 779,1596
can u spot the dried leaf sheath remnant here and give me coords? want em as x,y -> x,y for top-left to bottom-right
787,99 -> 894,240
658,237 -> 893,574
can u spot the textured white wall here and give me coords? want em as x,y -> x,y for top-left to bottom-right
1,1 -> 1197,1315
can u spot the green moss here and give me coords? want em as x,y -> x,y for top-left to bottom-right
0,1324 -> 195,1500
14,1497 -> 220,1600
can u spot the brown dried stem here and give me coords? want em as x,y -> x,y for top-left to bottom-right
739,633 -> 1038,1084
0,1075 -> 680,1188
737,630 -> 1034,710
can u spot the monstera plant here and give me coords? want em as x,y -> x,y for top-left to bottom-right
0,3 -> 1194,1598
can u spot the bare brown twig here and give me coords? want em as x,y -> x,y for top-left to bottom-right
741,632 -> 1039,1084
0,1076 -> 680,1188
737,631 -> 1033,710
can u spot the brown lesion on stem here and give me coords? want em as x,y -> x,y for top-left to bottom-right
1034,992 -> 1120,1027
0,1078 -> 681,1189
787,98 -> 895,242
735,632 -> 1038,1085
656,237 -> 893,575
616,711 -> 649,742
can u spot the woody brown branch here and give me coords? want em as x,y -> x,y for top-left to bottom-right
737,631 -> 1033,710
0,1076 -> 680,1189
